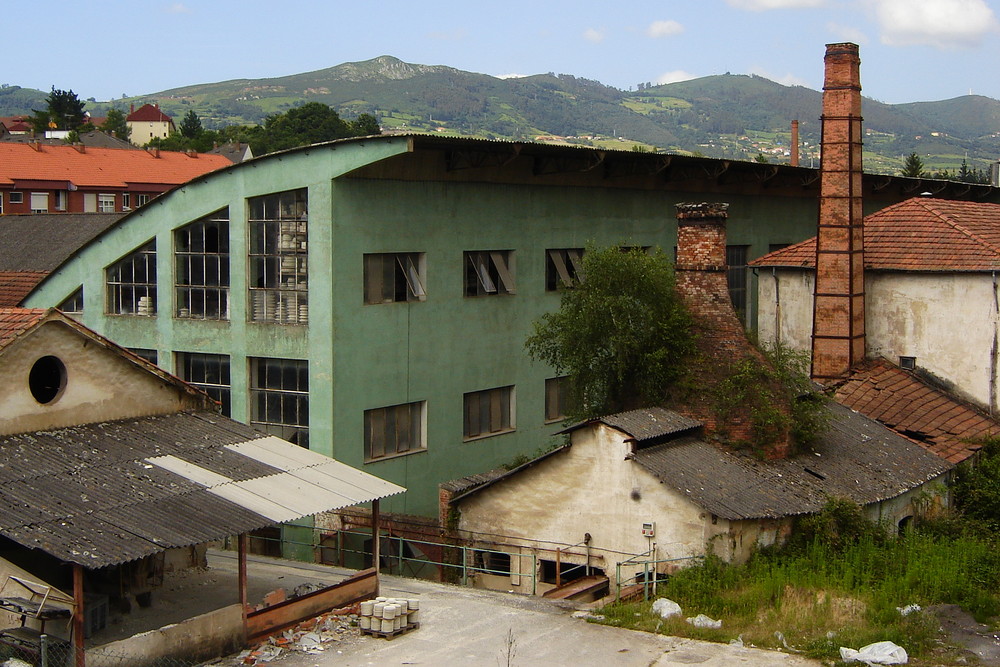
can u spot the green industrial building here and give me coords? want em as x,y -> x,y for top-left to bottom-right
24,134 -> 993,528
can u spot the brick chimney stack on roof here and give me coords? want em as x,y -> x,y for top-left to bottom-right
811,42 -> 865,383
790,120 -> 800,167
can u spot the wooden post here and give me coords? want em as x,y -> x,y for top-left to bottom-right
555,548 -> 562,588
73,564 -> 85,667
372,499 -> 381,595
238,533 -> 248,638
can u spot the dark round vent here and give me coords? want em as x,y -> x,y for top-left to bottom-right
29,356 -> 67,405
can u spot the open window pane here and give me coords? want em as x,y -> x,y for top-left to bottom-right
176,209 -> 230,320
464,251 -> 515,297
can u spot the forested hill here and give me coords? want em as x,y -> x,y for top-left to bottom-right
3,56 -> 998,175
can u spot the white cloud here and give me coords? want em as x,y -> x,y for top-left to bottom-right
749,67 -> 810,87
871,0 -> 999,48
166,3 -> 190,13
656,70 -> 697,85
583,27 -> 606,43
725,0 -> 825,10
827,22 -> 869,45
646,20 -> 684,38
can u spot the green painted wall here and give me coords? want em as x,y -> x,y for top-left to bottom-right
25,136 -> 865,519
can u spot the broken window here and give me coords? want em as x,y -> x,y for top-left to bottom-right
545,377 -> 569,423
30,192 -> 48,213
106,240 -> 156,316
364,401 -> 425,461
58,287 -> 83,316
464,250 -> 515,297
250,357 -> 309,447
726,245 -> 749,323
177,352 -> 231,416
175,209 -> 230,320
363,253 -> 426,304
98,193 -> 115,213
464,385 -> 514,440
545,249 -> 585,291
475,549 -> 512,575
249,188 -> 308,324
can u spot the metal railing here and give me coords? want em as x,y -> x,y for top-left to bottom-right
615,551 -> 703,602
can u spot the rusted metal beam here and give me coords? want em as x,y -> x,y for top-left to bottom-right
73,564 -> 85,667
238,533 -> 248,636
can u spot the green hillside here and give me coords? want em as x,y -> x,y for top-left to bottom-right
6,57 -> 998,176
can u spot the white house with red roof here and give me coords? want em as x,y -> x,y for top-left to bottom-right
0,142 -> 230,215
126,103 -> 176,146
752,196 -> 1000,416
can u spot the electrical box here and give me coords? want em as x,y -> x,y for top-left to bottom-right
641,521 -> 655,538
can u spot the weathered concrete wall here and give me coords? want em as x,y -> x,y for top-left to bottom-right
87,603 -> 243,667
756,269 -> 816,354
0,321 -> 195,436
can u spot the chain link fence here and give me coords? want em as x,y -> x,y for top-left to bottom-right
0,633 -> 212,667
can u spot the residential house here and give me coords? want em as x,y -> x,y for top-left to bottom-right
0,307 -> 403,665
126,103 -> 175,146
0,142 -> 230,215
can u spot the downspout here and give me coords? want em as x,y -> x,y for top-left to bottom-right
992,271 -> 998,415
772,267 -> 781,346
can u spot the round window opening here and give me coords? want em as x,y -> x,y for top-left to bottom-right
29,355 -> 67,405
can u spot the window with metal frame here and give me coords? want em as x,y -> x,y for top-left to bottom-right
726,245 -> 749,323
249,357 -> 309,447
54,190 -> 67,211
545,249 -> 585,291
464,385 -> 514,439
106,241 -> 157,315
9,192 -> 23,204
136,194 -> 150,207
175,209 -> 230,320
30,192 -> 48,213
58,287 -> 84,316
544,377 -> 569,423
363,253 -> 426,304
464,250 -> 515,297
177,352 -> 231,416
98,193 -> 115,213
248,189 -> 308,324
364,401 -> 425,461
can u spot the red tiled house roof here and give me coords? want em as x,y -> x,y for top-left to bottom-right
0,307 -> 45,349
0,271 -> 49,307
834,359 -> 996,463
125,104 -> 172,123
751,198 -> 1000,272
0,143 -> 231,190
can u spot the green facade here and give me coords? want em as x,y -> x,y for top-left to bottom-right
25,135 -> 938,518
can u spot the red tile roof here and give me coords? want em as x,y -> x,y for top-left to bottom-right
834,359 -> 996,463
0,307 -> 46,350
751,198 -> 1000,272
126,104 -> 172,123
0,271 -> 49,306
0,142 -> 231,189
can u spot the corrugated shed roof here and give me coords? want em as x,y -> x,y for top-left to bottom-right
0,412 -> 405,567
0,143 -> 229,189
0,307 -> 45,348
0,272 -> 48,306
598,407 -> 702,442
633,401 -> 952,520
833,359 -> 995,463
0,214 -> 122,272
751,198 -> 1000,272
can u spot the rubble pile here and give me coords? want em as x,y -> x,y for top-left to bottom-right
236,606 -> 362,665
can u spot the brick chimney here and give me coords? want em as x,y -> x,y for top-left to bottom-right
811,42 -> 865,383
790,120 -> 800,167
675,202 -> 791,458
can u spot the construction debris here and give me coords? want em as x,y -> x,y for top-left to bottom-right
234,605 -> 362,665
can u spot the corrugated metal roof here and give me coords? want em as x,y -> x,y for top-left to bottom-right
633,401 -> 952,520
0,412 -> 405,568
598,407 -> 702,442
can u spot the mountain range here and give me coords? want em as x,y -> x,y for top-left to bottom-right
3,56 -> 998,175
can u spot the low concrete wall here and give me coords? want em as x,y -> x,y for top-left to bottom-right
87,603 -> 243,667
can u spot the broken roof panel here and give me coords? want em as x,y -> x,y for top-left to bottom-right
0,412 -> 405,568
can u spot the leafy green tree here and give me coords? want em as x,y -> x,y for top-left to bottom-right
901,152 -> 924,178
350,113 -> 380,136
30,88 -> 87,133
100,108 -> 131,141
525,245 -> 694,419
180,109 -> 203,139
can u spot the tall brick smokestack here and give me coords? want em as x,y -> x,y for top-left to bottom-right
790,120 -> 800,167
811,43 -> 865,382
675,202 -> 792,458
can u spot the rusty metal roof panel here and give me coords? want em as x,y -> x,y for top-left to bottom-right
0,412 -> 405,568
634,401 -> 952,520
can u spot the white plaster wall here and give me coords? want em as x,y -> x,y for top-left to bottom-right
757,269 -> 997,409
457,424 -> 712,590
0,321 -> 196,435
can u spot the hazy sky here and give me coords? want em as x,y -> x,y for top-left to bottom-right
8,0 -> 1000,104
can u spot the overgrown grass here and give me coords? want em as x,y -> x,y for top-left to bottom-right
599,525 -> 1000,662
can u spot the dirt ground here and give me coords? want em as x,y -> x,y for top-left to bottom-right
926,604 -> 1000,666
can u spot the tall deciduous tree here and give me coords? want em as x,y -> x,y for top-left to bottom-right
525,245 -> 694,419
100,108 -> 131,141
901,152 -> 924,178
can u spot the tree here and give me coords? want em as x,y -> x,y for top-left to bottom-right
350,113 -> 380,136
901,152 -> 924,178
100,108 -> 131,141
30,88 -> 87,133
525,245 -> 694,419
180,109 -> 203,139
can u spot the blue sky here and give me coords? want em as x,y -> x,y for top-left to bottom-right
7,0 -> 1000,105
